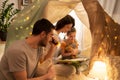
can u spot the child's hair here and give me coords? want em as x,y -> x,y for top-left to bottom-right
67,27 -> 76,35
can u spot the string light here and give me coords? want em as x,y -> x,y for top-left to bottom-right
96,30 -> 99,33
105,26 -> 108,29
16,35 -> 19,38
26,17 -> 30,20
20,26 -> 23,29
99,47 -> 102,51
114,43 -> 117,46
24,19 -> 26,22
26,27 -> 29,30
30,25 -> 33,28
32,5 -> 35,9
101,34 -> 104,38
107,35 -> 109,38
114,28 -> 117,31
15,27 -> 19,30
29,32 -> 32,35
114,36 -> 118,40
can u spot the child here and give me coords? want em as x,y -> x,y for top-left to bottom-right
60,27 -> 79,60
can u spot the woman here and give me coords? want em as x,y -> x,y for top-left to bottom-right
53,15 -> 75,57
55,15 -> 75,34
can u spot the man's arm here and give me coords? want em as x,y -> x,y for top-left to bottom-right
13,71 -> 45,80
13,66 -> 55,80
44,43 -> 57,60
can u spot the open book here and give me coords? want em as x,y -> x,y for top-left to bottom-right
57,57 -> 89,63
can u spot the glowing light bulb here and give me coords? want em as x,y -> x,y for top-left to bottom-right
32,5 -> 35,9
29,32 -> 32,35
101,34 -> 104,38
114,36 -> 117,40
24,19 -> 26,22
26,17 -> 30,20
114,43 -> 117,46
20,26 -> 23,29
99,47 -> 102,51
107,35 -> 109,38
26,27 -> 29,30
31,25 -> 33,28
114,28 -> 117,31
16,35 -> 19,37
16,27 -> 19,30
105,27 -> 108,29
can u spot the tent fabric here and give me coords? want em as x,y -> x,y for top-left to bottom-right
6,0 -> 49,47
6,0 -> 92,55
43,0 -> 80,23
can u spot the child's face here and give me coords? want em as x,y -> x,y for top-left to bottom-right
67,32 -> 76,43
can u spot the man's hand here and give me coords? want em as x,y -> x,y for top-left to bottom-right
46,65 -> 56,80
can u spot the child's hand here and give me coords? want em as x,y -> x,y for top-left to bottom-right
72,49 -> 78,56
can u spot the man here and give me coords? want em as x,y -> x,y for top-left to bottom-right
0,18 -> 56,80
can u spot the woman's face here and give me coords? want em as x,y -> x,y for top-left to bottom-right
62,23 -> 73,33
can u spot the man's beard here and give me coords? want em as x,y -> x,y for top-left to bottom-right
38,37 -> 47,47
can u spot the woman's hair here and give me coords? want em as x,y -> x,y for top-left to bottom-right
55,15 -> 75,30
67,27 -> 76,35
32,18 -> 55,35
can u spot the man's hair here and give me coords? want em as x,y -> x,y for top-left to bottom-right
55,15 -> 75,30
32,18 -> 55,35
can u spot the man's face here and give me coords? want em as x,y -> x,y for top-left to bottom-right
39,29 -> 54,47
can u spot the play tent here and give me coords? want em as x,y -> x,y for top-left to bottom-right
6,0 -> 92,56
5,0 -> 120,79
